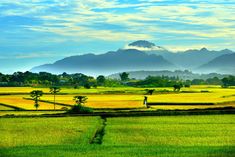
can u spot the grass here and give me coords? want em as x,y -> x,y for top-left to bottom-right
0,111 -> 65,116
0,115 -> 234,157
0,105 -> 15,110
0,117 -> 99,148
104,115 -> 235,146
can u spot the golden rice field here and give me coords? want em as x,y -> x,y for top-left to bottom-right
0,86 -> 235,111
0,96 -> 56,110
0,87 -> 47,94
39,94 -> 144,108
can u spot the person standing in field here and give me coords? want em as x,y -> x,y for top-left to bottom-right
144,96 -> 148,107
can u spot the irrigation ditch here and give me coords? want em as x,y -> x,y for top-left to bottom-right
89,116 -> 107,144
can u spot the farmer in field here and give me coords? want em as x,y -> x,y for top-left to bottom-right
143,96 -> 148,107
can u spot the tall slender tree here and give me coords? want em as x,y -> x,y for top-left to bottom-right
50,86 -> 61,110
30,90 -> 43,110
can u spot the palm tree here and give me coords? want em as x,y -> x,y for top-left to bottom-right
49,86 -> 61,110
30,90 -> 43,110
73,96 -> 87,105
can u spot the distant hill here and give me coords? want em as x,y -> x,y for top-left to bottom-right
31,49 -> 175,75
125,41 -> 233,69
108,70 -> 229,80
31,40 -> 235,75
146,48 -> 233,69
198,53 -> 235,74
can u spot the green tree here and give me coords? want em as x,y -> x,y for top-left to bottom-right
30,90 -> 43,110
74,96 -> 88,105
68,96 -> 92,113
173,84 -> 182,91
221,76 -> 235,87
96,75 -> 106,86
119,72 -> 129,81
49,86 -> 61,110
84,83 -> 91,89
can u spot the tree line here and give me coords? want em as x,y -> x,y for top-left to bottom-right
0,71 -> 235,88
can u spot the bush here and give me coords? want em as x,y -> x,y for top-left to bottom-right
84,83 -> 91,89
74,85 -> 80,89
67,104 -> 93,114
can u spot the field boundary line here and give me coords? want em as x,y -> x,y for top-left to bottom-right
23,97 -> 73,107
0,103 -> 25,110
1,107 -> 235,118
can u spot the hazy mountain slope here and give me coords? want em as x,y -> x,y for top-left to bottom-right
198,53 -> 235,74
126,41 -> 233,69
31,49 -> 175,75
31,40 -> 234,75
153,48 -> 233,69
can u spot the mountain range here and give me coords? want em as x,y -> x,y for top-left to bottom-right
31,40 -> 235,76
198,53 -> 235,74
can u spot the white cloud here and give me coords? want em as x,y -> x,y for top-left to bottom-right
123,45 -> 165,51
1,0 -> 235,49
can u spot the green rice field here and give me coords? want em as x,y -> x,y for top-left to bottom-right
0,115 -> 234,157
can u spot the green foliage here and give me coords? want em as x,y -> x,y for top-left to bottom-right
68,104 -> 93,114
73,96 -> 87,104
84,83 -> 91,89
206,77 -> 222,85
130,76 -> 182,87
145,89 -> 155,95
173,84 -> 182,91
49,86 -> 61,110
96,75 -> 106,86
49,86 -> 61,94
104,79 -> 123,87
222,75 -> 235,87
1,115 -> 234,157
119,72 -> 129,81
0,71 -> 234,88
68,96 -> 92,113
30,90 -> 43,110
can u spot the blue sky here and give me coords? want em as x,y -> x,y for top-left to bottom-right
0,0 -> 235,73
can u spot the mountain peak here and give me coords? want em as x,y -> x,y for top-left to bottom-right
200,47 -> 208,51
221,49 -> 233,53
128,40 -> 155,48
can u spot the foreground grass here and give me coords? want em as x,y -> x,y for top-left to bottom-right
0,117 -> 99,148
0,111 -> 65,116
0,115 -> 235,157
104,115 -> 235,146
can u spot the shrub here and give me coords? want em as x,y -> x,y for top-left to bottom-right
67,95 -> 93,114
67,104 -> 93,114
84,83 -> 91,89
